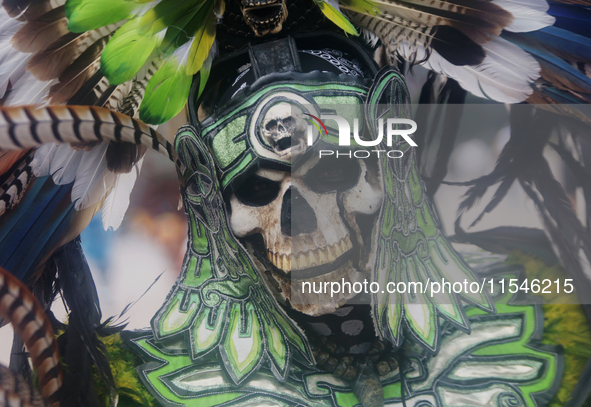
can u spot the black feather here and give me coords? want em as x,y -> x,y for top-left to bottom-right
68,71 -> 113,106
453,105 -> 552,227
425,79 -> 466,198
51,237 -> 120,407
106,142 -> 146,173
520,168 -> 591,327
8,331 -> 30,383
431,26 -> 486,66
413,71 -> 438,167
451,226 -> 559,265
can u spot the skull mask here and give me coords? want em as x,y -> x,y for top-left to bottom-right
260,102 -> 307,160
229,100 -> 383,316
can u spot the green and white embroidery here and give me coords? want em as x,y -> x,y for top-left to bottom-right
151,127 -> 313,385
366,70 -> 494,353
129,256 -> 561,406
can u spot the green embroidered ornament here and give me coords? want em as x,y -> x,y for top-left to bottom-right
150,125 -> 313,386
127,254 -> 562,407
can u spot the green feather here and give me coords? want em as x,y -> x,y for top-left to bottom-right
66,0 -> 137,32
138,0 -> 200,36
186,1 -> 216,75
101,18 -> 161,85
159,2 -> 209,52
316,0 -> 358,36
198,55 -> 213,99
139,58 -> 192,124
339,0 -> 378,15
214,0 -> 225,18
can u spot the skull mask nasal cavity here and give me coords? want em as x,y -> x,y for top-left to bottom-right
281,188 -> 317,237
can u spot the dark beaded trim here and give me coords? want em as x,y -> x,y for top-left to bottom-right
310,336 -> 399,379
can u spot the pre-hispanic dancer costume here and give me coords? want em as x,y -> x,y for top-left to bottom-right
0,0 -> 591,406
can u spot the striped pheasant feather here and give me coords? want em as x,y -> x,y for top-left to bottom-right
0,105 -> 178,164
0,151 -> 34,217
0,0 -> 174,282
0,267 -> 62,407
26,23 -> 122,82
2,0 -> 587,114
0,366 -> 45,407
346,0 -> 563,103
1,2 -> 135,111
363,0 -> 513,44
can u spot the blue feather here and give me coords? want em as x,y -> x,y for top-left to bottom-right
521,26 -> 591,64
504,31 -> 591,96
14,203 -> 76,279
540,86 -> 587,104
0,176 -> 75,282
0,178 -> 47,243
548,3 -> 591,39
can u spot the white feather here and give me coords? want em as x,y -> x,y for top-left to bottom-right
361,28 -> 380,47
399,37 -> 540,103
0,7 -> 59,104
32,143 -> 59,177
0,48 -> 30,100
0,11 -> 23,58
34,142 -> 141,226
481,36 -> 540,84
71,143 -> 117,210
102,157 -> 143,231
6,72 -> 54,105
32,143 -> 83,184
0,8 -> 27,98
34,143 -> 115,209
49,145 -> 85,184
493,0 -> 555,32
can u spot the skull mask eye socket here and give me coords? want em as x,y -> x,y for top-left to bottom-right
303,156 -> 361,194
234,174 -> 281,206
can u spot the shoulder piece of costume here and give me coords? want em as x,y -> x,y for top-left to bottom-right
127,253 -> 562,407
